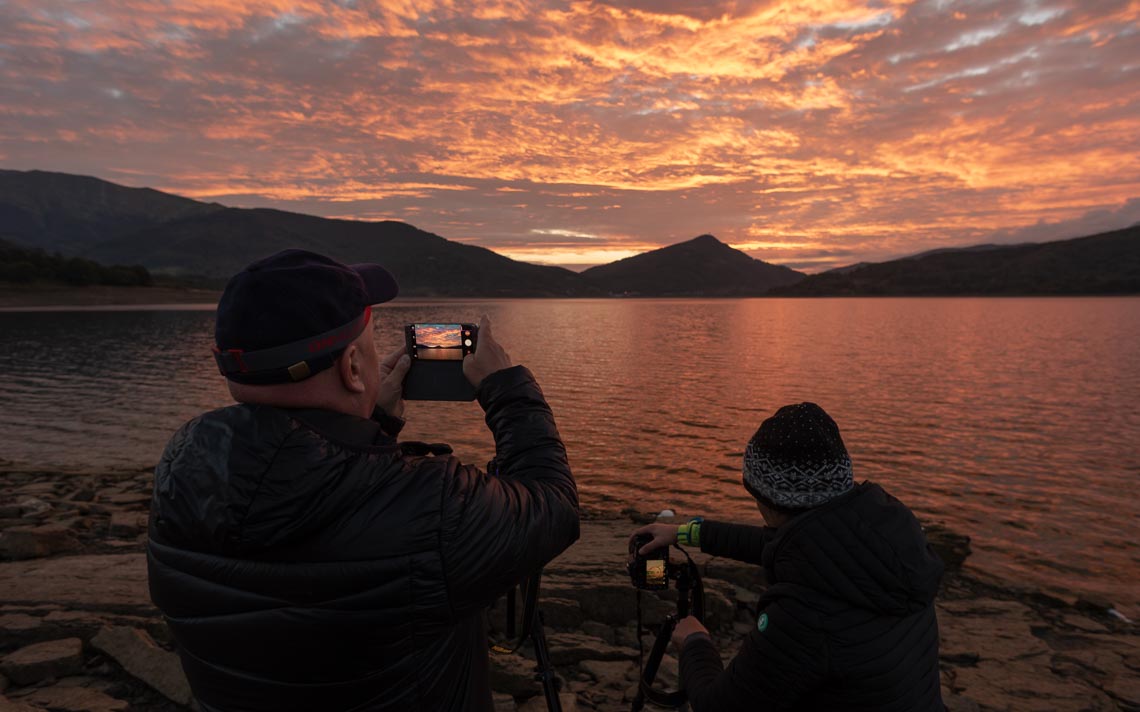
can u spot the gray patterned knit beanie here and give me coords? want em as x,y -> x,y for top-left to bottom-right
743,402 -> 853,509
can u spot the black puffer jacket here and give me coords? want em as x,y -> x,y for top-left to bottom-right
147,366 -> 579,712
681,482 -> 945,711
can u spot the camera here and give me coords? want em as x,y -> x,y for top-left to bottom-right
627,534 -> 705,711
628,534 -> 670,590
402,323 -> 478,401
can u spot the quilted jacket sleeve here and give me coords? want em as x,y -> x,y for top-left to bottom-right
439,366 -> 580,615
699,520 -> 775,566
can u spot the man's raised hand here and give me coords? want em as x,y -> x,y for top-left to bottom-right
463,316 -> 512,388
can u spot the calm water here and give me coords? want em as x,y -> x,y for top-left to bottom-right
1,298 -> 1139,615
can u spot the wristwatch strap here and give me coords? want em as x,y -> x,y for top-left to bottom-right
677,517 -> 703,547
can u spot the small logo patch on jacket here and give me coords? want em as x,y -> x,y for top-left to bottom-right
757,613 -> 769,632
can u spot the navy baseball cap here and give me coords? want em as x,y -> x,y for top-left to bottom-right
213,249 -> 399,384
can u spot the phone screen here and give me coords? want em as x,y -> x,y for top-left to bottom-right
408,323 -> 475,361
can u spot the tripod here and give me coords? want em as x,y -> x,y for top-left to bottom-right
494,573 -> 563,712
631,559 -> 704,711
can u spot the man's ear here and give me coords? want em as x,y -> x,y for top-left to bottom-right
337,344 -> 367,394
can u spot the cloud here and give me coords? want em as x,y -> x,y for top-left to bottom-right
0,0 -> 1137,272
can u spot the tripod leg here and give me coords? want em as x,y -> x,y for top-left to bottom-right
530,612 -> 563,712
631,615 -> 677,712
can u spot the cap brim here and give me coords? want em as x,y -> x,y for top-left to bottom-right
350,263 -> 399,304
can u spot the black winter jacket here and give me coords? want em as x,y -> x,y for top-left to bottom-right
147,366 -> 579,712
680,482 -> 945,711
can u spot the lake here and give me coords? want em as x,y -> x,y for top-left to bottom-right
1,298 -> 1138,616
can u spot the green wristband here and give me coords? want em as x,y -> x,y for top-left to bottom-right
677,517 -> 703,547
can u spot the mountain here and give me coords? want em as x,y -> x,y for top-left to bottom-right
0,169 -> 222,254
773,226 -> 1140,296
580,234 -> 805,296
85,207 -> 597,296
0,170 -> 595,296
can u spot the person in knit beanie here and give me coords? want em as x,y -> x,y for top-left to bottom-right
630,402 -> 945,711
742,402 -> 854,511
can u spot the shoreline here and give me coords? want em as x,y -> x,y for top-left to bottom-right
2,470 -> 1138,711
0,285 -> 222,309
2,284 -> 1139,310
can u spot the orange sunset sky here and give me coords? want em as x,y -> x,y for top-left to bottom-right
1,0 -> 1137,271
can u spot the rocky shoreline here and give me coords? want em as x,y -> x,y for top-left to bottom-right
2,468 -> 1138,711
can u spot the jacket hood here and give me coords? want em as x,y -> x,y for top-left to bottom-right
762,482 -> 943,615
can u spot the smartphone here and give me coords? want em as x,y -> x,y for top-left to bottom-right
402,323 -> 478,401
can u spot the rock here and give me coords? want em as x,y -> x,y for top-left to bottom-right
943,693 -> 981,712
578,659 -> 635,688
0,614 -> 41,635
0,555 -> 151,609
614,624 -> 642,649
18,685 -> 129,712
90,626 -> 192,705
0,524 -> 80,560
580,621 -> 616,644
0,693 -> 41,711
538,598 -> 583,629
39,610 -> 162,642
492,692 -> 516,711
938,599 -> 1051,664
1105,672 -> 1140,708
1075,595 -> 1115,615
543,582 -> 671,626
952,663 -> 1118,711
517,693 -> 577,711
490,652 -> 540,697
0,637 -> 84,685
696,581 -> 736,631
13,496 -> 52,518
13,483 -> 57,496
67,488 -> 96,502
546,632 -> 638,666
733,584 -> 760,607
107,512 -> 146,537
101,493 -> 151,507
924,523 -> 971,571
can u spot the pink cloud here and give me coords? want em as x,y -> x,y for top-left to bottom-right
0,0 -> 1136,272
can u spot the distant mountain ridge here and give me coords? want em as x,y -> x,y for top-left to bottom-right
581,234 -> 804,295
775,225 -> 1140,296
2,169 -> 1136,296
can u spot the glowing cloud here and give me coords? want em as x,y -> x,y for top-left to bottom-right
1,0 -> 1137,271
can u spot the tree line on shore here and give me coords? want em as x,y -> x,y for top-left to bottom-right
0,241 -> 153,287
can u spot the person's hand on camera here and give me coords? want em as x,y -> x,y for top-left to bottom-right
671,616 -> 709,651
377,346 -> 411,418
629,523 -> 678,556
463,316 -> 512,388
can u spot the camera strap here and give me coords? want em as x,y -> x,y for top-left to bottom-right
490,570 -> 542,655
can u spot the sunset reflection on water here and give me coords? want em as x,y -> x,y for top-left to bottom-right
0,297 -> 1138,615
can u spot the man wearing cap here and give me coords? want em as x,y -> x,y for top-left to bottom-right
147,249 -> 579,712
632,403 -> 945,711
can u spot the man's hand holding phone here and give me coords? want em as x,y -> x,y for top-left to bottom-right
463,316 -> 512,388
376,347 -> 412,418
